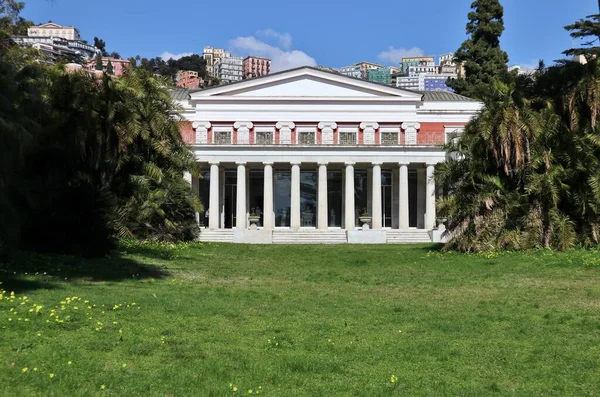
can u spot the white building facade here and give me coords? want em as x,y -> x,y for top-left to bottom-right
175,67 -> 481,243
214,55 -> 243,83
27,22 -> 80,40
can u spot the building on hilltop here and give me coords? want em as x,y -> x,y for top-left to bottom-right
214,55 -> 243,83
243,56 -> 271,79
172,66 -> 481,244
85,57 -> 130,77
12,23 -> 100,64
367,67 -> 393,85
203,46 -> 227,77
400,56 -> 435,75
176,70 -> 204,88
339,61 -> 384,79
27,22 -> 80,41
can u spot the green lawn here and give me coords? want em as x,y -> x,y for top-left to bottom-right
1,243 -> 600,396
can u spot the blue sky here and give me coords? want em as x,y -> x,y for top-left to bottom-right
22,0 -> 596,71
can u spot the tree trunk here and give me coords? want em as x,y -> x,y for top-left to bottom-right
542,204 -> 552,248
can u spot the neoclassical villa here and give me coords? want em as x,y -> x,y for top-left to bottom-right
173,67 -> 482,243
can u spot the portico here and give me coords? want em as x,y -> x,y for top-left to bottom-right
173,66 -> 482,243
197,160 -> 435,232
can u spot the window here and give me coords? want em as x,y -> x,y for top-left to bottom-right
298,131 -> 315,145
381,132 -> 398,145
213,130 -> 231,144
339,131 -> 356,145
255,131 -> 273,144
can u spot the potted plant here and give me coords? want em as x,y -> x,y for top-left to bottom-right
358,208 -> 372,229
248,207 -> 262,229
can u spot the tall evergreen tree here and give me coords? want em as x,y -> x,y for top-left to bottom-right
106,60 -> 113,75
95,54 -> 103,71
448,0 -> 509,99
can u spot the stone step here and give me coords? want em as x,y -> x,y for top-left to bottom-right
272,230 -> 347,244
198,230 -> 234,243
386,230 -> 432,243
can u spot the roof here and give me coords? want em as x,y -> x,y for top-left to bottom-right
169,87 -> 201,101
168,66 -> 475,102
417,91 -> 474,102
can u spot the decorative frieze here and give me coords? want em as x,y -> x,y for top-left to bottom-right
402,122 -> 421,146
360,122 -> 379,145
192,121 -> 211,144
318,122 -> 337,145
276,121 -> 295,144
234,121 -> 253,145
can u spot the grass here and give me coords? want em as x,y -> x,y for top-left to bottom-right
1,243 -> 600,396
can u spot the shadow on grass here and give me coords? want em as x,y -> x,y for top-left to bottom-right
0,251 -> 170,293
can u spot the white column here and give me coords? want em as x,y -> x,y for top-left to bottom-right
234,121 -> 253,144
192,121 -> 211,144
360,122 -> 379,145
399,163 -> 409,229
402,122 -> 421,146
372,163 -> 382,229
276,122 -> 295,145
263,162 -> 274,229
345,162 -> 355,229
317,162 -> 328,229
318,122 -> 337,145
291,162 -> 301,230
425,163 -> 436,230
209,162 -> 220,230
236,162 -> 247,229
183,171 -> 192,184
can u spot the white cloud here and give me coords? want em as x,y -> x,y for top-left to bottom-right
230,31 -> 317,72
377,46 -> 425,65
160,51 -> 194,60
256,29 -> 292,50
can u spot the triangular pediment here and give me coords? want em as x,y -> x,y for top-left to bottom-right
190,67 -> 423,100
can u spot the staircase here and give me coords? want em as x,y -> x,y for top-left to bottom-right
386,229 -> 432,244
272,230 -> 348,244
198,229 -> 234,243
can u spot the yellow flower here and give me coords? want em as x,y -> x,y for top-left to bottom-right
49,373 -> 55,378
122,363 -> 127,368
390,375 -> 398,384
233,386 -> 238,392
21,367 -> 28,373
100,385 -> 106,389
33,368 -> 38,371
67,361 -> 72,365
248,389 -> 253,394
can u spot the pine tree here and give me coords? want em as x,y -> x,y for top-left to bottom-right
95,54 -> 103,71
448,0 -> 509,99
106,60 -> 114,75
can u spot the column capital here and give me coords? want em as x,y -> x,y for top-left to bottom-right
209,161 -> 220,166
360,122 -> 379,130
398,161 -> 410,166
276,121 -> 295,130
425,161 -> 437,166
192,121 -> 211,130
401,121 -> 421,131
317,162 -> 329,166
262,162 -> 274,166
318,122 -> 338,130
233,121 -> 253,129
345,162 -> 356,166
290,162 -> 302,166
235,161 -> 247,166
371,162 -> 383,166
